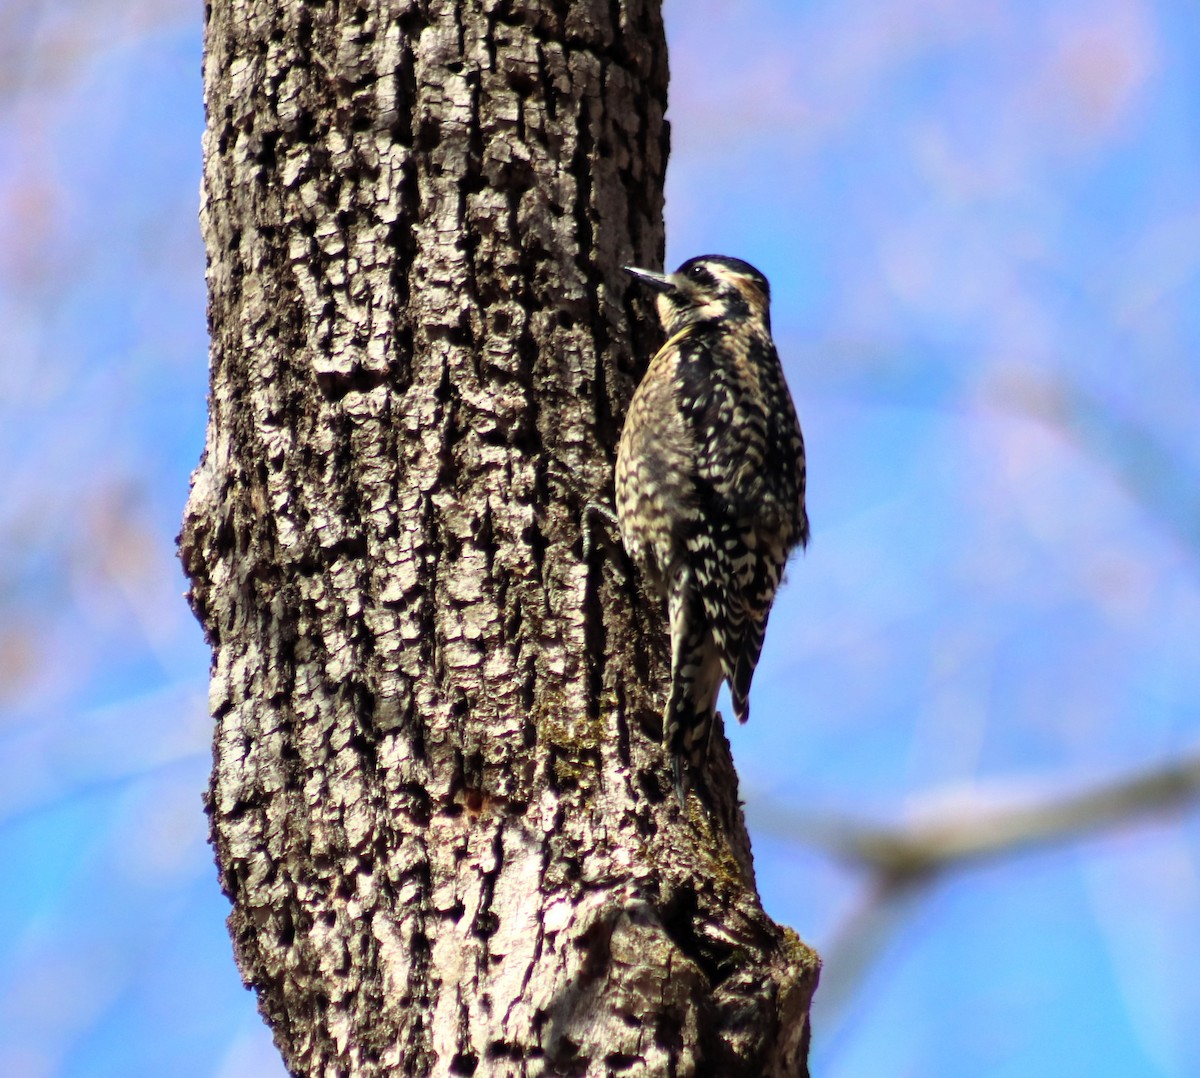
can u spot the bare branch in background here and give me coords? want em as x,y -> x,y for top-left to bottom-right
750,748 -> 1200,1043
758,750 -> 1200,883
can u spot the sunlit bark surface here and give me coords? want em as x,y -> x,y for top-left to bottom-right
180,1 -> 818,1074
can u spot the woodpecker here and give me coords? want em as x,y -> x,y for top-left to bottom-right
616,255 -> 808,803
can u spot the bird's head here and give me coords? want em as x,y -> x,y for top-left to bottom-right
624,255 -> 772,336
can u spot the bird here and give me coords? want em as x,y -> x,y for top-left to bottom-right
615,255 -> 809,803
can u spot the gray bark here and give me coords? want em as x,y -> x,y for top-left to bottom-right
180,1 -> 819,1075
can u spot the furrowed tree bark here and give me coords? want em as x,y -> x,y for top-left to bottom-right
180,1 -> 819,1075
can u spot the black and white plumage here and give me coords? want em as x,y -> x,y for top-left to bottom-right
616,255 -> 809,802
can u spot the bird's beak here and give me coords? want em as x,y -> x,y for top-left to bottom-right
623,265 -> 674,292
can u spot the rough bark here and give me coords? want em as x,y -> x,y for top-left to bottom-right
180,1 -> 819,1075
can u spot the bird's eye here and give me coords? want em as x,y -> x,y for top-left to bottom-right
685,264 -> 708,283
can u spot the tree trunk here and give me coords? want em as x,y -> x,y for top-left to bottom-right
180,1 -> 819,1075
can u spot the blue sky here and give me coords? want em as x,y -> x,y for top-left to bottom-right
1,1 -> 1198,1074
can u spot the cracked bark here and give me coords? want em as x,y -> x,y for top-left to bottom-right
180,1 -> 819,1075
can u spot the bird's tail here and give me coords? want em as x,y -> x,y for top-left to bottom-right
665,576 -> 722,804
729,610 -> 770,725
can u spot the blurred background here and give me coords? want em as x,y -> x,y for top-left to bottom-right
1,0 -> 1198,1074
